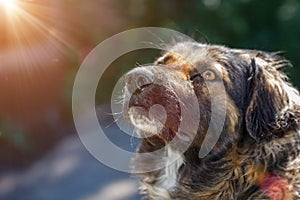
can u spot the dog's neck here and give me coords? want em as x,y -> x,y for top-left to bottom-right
162,147 -> 184,189
134,144 -> 183,199
136,128 -> 300,199
135,141 -> 237,199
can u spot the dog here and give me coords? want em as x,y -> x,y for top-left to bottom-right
122,41 -> 300,200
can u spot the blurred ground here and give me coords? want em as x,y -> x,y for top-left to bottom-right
0,124 -> 142,200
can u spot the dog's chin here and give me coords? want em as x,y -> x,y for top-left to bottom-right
128,106 -> 178,142
128,108 -> 195,148
128,106 -> 165,138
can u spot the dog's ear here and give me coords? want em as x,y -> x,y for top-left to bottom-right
244,52 -> 294,141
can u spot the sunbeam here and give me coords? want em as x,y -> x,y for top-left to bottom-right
0,0 -> 15,9
1,0 -> 72,70
0,0 -> 70,132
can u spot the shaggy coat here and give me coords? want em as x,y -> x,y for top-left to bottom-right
123,42 -> 300,200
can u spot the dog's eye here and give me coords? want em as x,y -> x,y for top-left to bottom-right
189,70 -> 216,82
201,70 -> 216,81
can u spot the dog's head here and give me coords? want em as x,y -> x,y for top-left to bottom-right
123,41 -> 300,157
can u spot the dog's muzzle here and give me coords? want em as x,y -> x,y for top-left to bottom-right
124,67 -> 181,141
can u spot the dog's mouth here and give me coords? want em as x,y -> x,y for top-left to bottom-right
126,84 -> 182,142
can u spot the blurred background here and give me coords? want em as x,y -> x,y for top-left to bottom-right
0,0 -> 299,199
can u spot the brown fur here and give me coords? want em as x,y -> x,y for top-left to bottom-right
123,42 -> 300,200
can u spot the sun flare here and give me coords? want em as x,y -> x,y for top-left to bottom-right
0,0 -> 71,72
0,0 -> 17,12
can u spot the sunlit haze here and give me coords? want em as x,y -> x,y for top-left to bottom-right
0,0 -> 17,13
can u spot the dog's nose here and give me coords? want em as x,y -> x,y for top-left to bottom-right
125,69 -> 154,93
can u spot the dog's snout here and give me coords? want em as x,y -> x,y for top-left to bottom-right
125,69 -> 154,93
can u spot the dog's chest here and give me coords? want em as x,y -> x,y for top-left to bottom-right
147,148 -> 184,199
162,148 -> 183,188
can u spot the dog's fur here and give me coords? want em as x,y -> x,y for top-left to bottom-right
123,42 -> 300,200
